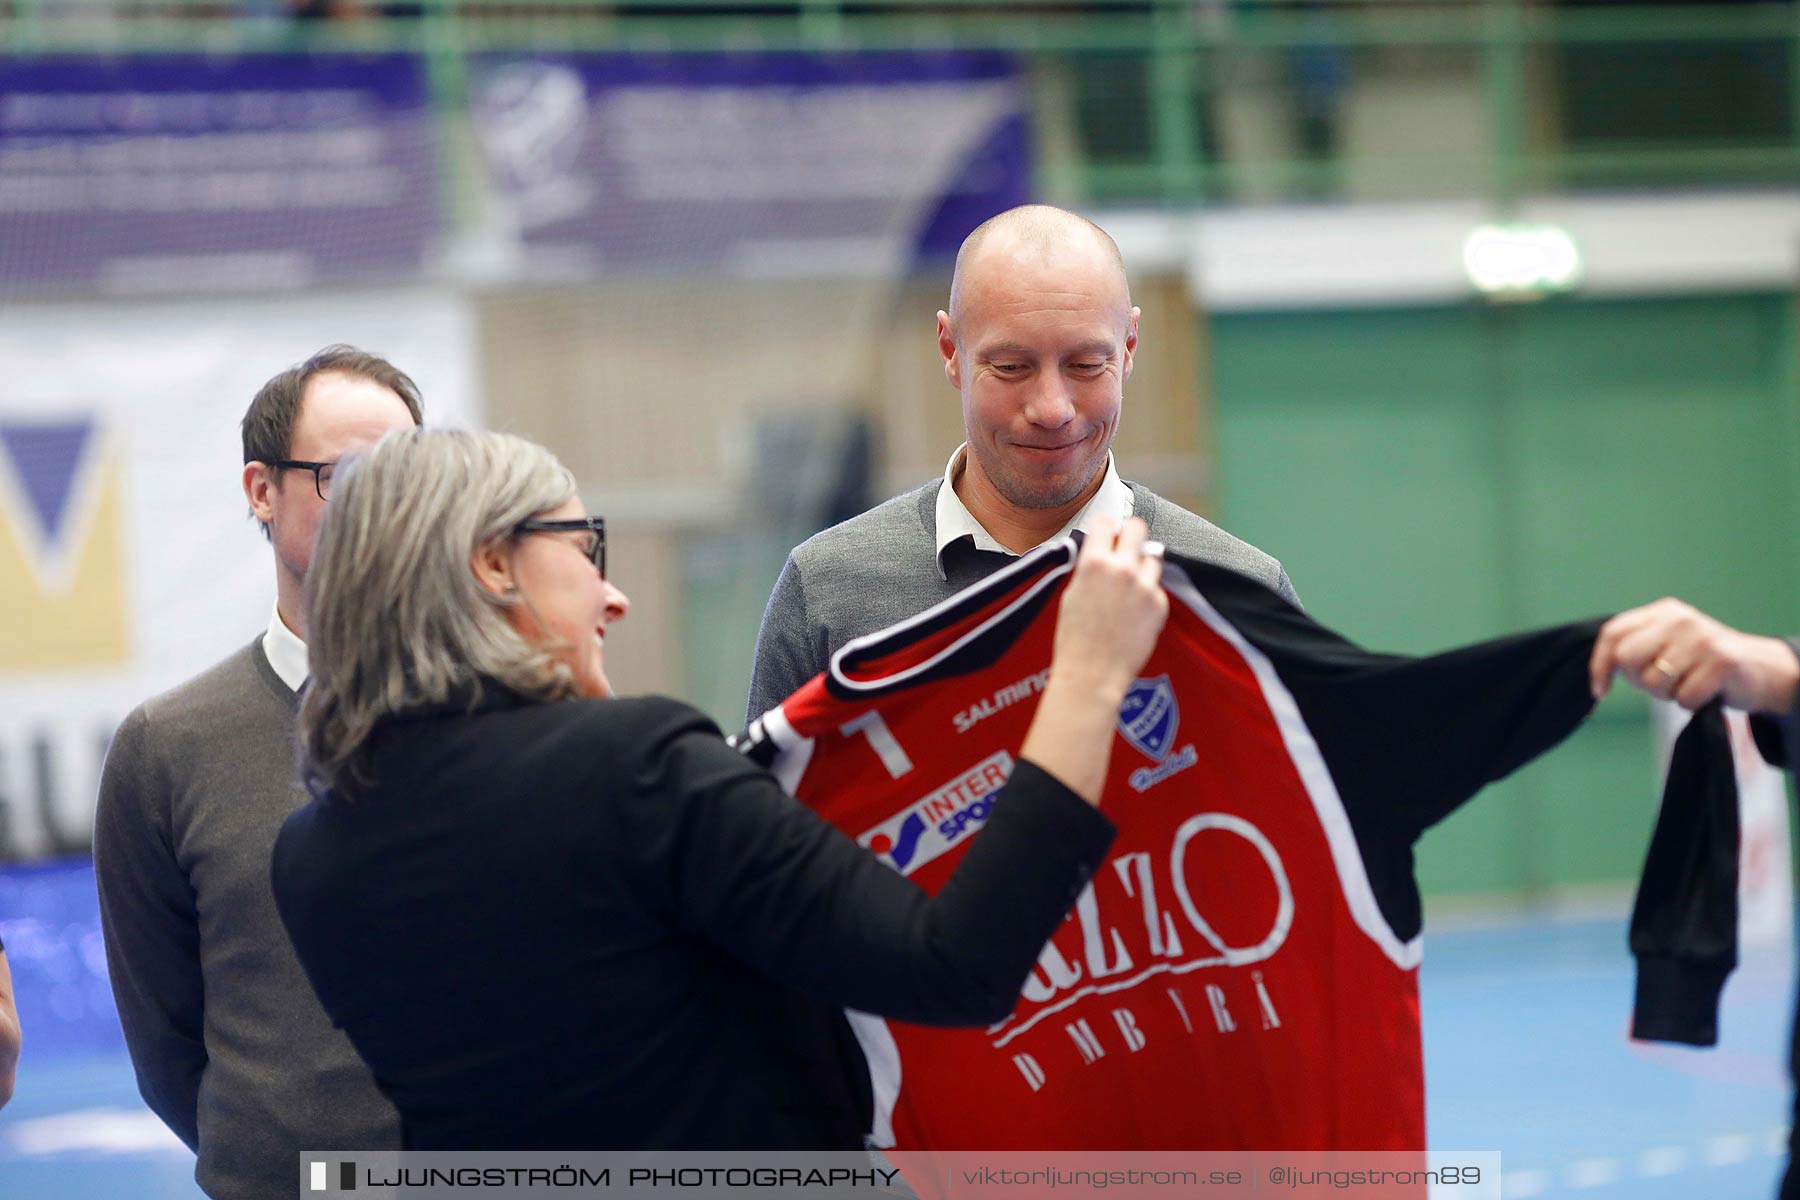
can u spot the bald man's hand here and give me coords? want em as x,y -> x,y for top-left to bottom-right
1590,598 -> 1800,714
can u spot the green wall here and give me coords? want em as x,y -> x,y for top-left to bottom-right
1211,293 -> 1800,899
682,532 -> 797,730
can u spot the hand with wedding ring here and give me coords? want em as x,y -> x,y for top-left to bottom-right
1018,516 -> 1171,808
1589,597 -> 1800,714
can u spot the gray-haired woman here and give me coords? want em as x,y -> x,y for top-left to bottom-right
271,427 -> 1167,1150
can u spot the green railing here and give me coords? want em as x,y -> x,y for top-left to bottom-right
5,0 -> 1799,209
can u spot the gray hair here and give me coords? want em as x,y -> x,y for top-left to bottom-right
300,427 -> 580,798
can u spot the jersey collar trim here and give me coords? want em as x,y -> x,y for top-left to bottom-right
932,444 -> 1133,581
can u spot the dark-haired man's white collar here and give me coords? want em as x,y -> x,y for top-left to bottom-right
263,604 -> 309,693
932,443 -> 1134,581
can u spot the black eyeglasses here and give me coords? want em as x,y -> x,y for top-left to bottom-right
268,459 -> 338,501
515,516 -> 606,577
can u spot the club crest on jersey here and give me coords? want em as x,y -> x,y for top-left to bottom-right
1118,676 -> 1178,761
858,750 -> 1014,876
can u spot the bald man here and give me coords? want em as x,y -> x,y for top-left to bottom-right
747,205 -> 1299,722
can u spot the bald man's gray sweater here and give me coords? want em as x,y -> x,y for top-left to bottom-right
746,479 -> 1298,723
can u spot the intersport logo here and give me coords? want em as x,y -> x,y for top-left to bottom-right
856,750 -> 1014,875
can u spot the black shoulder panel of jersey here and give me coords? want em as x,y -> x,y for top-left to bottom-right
825,538 -> 1073,701
1162,552 -> 1603,943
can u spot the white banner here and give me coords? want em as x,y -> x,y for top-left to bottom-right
0,289 -> 479,860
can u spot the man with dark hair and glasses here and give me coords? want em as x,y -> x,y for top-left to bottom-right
94,346 -> 420,1198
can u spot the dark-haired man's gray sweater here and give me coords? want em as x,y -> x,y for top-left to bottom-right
94,637 -> 399,1199
747,473 -> 1299,722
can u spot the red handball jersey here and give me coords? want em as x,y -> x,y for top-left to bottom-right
736,537 -> 1610,1152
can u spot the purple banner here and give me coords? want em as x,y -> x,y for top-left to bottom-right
0,55 -> 439,295
470,51 -> 1030,277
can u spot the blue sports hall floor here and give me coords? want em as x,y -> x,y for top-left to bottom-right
0,857 -> 1791,1199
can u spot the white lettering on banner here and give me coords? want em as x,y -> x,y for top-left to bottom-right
953,667 -> 1051,734
599,82 -> 1022,205
995,811 -> 1295,1047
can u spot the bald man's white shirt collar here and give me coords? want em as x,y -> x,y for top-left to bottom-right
932,443 -> 1134,580
263,604 -> 309,693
